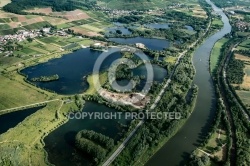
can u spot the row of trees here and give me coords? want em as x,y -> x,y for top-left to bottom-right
75,134 -> 107,164
76,130 -> 114,150
3,0 -> 77,14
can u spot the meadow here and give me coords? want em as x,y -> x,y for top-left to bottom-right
210,38 -> 229,73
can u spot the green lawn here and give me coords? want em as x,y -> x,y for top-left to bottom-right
210,38 -> 229,73
236,90 -> 250,106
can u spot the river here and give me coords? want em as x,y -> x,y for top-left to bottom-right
146,0 -> 232,165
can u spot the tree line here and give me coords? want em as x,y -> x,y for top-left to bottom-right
3,0 -> 77,14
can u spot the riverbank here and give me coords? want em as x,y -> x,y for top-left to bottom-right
137,86 -> 199,165
144,0 -> 232,165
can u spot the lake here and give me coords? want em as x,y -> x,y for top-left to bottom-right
44,101 -> 130,166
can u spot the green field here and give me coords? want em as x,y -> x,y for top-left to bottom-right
212,18 -> 224,26
0,18 -> 11,23
238,39 -> 250,49
0,23 -> 11,30
236,90 -> 250,106
0,75 -> 50,110
210,38 -> 229,73
23,21 -> 51,30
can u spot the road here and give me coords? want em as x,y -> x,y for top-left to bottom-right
102,20 -> 211,166
0,99 -> 60,113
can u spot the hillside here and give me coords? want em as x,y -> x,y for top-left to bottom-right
3,0 -> 200,13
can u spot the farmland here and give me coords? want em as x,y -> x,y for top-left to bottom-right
236,90 -> 250,106
0,7 -> 110,36
233,46 -> 250,107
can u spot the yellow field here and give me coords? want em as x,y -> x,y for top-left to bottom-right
235,53 -> 250,62
81,24 -> 103,32
164,56 -> 177,63
241,64 -> 250,89
0,0 -> 11,7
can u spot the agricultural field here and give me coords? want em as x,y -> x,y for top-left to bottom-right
237,39 -> 250,49
236,90 -> 250,106
0,75 -> 50,110
210,38 -> 229,73
0,7 -> 109,36
1,35 -> 96,72
212,18 -> 224,26
234,53 -> 250,107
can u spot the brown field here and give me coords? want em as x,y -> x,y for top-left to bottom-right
70,26 -> 101,36
8,22 -> 21,28
235,53 -> 250,62
17,15 -> 28,22
0,11 -> 15,18
241,64 -> 250,89
23,17 -> 44,25
51,9 -> 89,21
26,7 -> 53,14
43,17 -> 69,25
27,8 -> 89,21
52,9 -> 89,21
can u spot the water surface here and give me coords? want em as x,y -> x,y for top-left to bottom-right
0,106 -> 44,135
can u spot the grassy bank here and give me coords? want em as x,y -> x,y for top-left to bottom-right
210,38 -> 229,73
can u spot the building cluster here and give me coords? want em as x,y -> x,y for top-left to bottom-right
0,30 -> 41,43
235,21 -> 250,31
167,3 -> 185,9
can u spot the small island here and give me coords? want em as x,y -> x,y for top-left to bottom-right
31,74 -> 59,82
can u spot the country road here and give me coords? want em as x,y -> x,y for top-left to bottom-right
102,19 -> 212,166
0,99 -> 60,113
